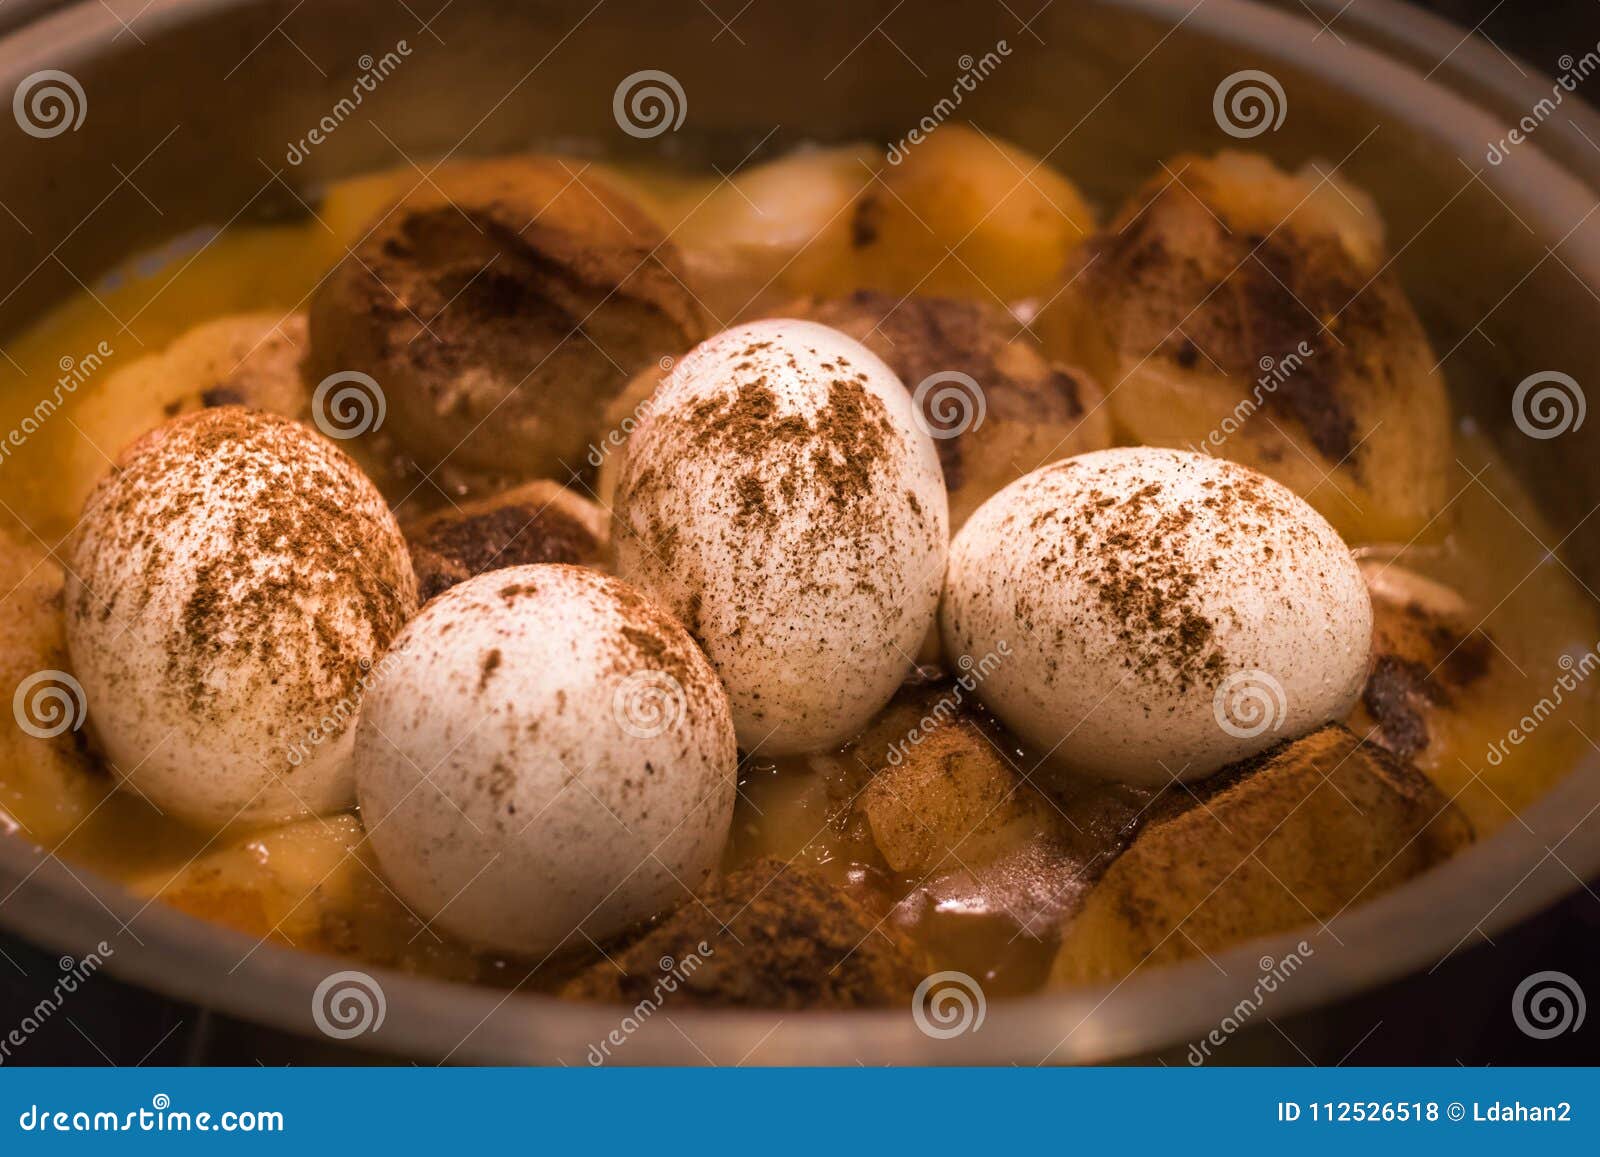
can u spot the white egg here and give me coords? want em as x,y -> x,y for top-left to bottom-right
941,447 -> 1373,785
64,408 -> 417,828
612,318 -> 948,755
354,564 -> 737,955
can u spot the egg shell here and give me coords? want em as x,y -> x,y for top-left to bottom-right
63,407 -> 417,828
940,447 -> 1373,784
354,564 -> 737,955
612,318 -> 948,755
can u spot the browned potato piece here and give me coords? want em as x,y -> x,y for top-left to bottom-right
824,126 -> 1096,302
67,313 -> 308,516
562,858 -> 927,1008
859,716 -> 1059,875
670,144 -> 879,321
784,292 -> 1111,530
671,129 -> 1094,312
142,815 -> 482,981
1348,562 -> 1494,766
403,480 -> 610,602
1051,723 -> 1473,985
308,157 -> 707,478
1040,152 -> 1450,543
0,531 -> 105,841
848,682 -> 1148,944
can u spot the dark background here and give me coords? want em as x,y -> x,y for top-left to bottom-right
2,0 -> 1599,1066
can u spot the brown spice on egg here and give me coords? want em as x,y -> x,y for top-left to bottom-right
663,368 -> 897,540
784,291 -> 1102,495
71,406 -> 414,743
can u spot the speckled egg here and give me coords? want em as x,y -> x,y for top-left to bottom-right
353,564 -> 737,955
941,448 -> 1373,784
64,407 -> 417,828
612,319 -> 948,755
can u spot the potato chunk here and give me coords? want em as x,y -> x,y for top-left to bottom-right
67,312 -> 308,516
0,531 -> 105,841
309,157 -> 707,478
1040,152 -> 1450,542
562,858 -> 926,1008
784,292 -> 1110,530
1348,562 -> 1494,766
831,126 -> 1095,302
1051,723 -> 1473,984
849,682 -> 1148,945
403,480 -> 609,601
